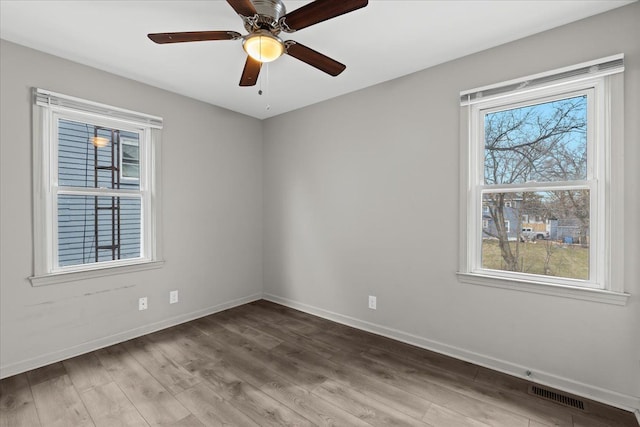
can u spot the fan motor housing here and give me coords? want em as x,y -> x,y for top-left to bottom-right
244,0 -> 287,33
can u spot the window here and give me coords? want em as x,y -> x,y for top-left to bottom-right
458,55 -> 628,304
120,137 -> 140,181
31,89 -> 163,285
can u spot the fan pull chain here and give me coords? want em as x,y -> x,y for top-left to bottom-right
265,63 -> 271,110
258,63 -> 271,111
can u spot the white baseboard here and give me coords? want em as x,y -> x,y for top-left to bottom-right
635,409 -> 640,425
0,292 -> 262,380
263,293 -> 640,416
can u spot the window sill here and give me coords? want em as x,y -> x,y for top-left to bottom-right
29,260 -> 165,287
456,272 -> 630,306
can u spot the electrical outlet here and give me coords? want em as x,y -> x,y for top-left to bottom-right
169,290 -> 178,304
368,295 -> 377,310
138,297 -> 148,311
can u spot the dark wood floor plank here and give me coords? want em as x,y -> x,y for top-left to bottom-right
271,340 -> 434,420
175,382 -> 260,427
26,362 -> 67,387
79,381 -> 148,427
63,352 -> 112,393
165,414 -> 207,427
219,306 -> 343,360
422,403 -> 493,427
187,360 -> 315,427
0,373 -> 41,427
95,344 -> 190,426
30,374 -> 94,427
258,371 -> 373,426
313,378 -> 432,426
210,309 -> 284,350
193,317 -> 328,389
144,325 -> 222,369
361,345 -> 574,426
329,344 -> 531,426
123,336 -> 202,395
239,301 -> 323,336
182,331 -> 285,388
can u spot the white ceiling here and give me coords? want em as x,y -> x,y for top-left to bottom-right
0,1 -> 633,119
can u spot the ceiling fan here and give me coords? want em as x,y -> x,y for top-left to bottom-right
147,0 -> 368,86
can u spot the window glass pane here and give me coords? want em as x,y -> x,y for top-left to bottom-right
122,141 -> 139,162
484,95 -> 587,185
121,163 -> 139,179
121,138 -> 140,180
57,195 -> 141,267
481,190 -> 589,280
58,119 -> 139,190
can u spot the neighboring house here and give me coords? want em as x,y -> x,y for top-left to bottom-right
482,198 -> 588,243
548,218 -> 588,243
57,119 -> 141,267
482,204 -> 520,240
482,198 -> 548,241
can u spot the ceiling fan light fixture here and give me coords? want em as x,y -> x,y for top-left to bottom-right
243,31 -> 284,63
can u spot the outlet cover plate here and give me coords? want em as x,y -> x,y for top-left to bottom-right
368,295 -> 377,310
139,297 -> 148,311
169,290 -> 178,304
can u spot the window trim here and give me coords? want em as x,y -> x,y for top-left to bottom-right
30,89 -> 164,286
458,56 -> 629,305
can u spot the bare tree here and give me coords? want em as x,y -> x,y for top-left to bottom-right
483,96 -> 587,271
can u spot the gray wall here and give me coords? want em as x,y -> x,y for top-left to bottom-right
0,40 -> 263,376
263,3 -> 640,410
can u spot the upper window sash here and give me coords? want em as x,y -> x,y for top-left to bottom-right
51,112 -> 149,192
476,88 -> 595,186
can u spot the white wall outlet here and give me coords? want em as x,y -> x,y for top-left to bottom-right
138,297 -> 148,311
368,295 -> 377,310
169,290 -> 179,304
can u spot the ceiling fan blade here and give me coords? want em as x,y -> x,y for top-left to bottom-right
227,0 -> 257,17
281,0 -> 368,32
285,41 -> 346,76
239,56 -> 262,86
148,31 -> 241,44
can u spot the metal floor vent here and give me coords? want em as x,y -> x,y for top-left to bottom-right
528,385 -> 587,411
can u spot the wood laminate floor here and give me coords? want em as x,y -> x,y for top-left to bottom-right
1,300 -> 637,427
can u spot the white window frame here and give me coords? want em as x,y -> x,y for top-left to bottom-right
30,89 -> 164,286
457,55 -> 629,305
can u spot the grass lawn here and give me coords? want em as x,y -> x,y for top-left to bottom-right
482,239 -> 589,280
